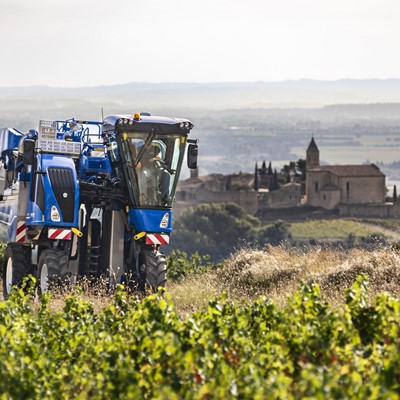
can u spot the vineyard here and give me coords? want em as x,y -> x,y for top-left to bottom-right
1,252 -> 400,398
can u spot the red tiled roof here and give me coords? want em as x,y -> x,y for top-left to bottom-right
314,164 -> 384,177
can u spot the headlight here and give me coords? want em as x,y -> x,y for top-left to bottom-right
160,213 -> 169,229
51,206 -> 61,222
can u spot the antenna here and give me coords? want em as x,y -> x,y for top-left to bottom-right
101,107 -> 104,121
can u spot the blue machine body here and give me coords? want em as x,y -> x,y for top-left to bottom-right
0,115 -> 195,245
0,128 -> 23,154
26,153 -> 79,227
128,208 -> 172,233
1,114 -> 197,297
79,144 -> 112,182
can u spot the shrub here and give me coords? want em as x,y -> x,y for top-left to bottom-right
166,250 -> 214,282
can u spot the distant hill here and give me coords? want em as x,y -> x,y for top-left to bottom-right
2,79 -> 400,114
2,80 -> 400,179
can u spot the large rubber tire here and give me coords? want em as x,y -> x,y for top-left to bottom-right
2,245 -> 31,299
139,249 -> 167,294
38,249 -> 69,293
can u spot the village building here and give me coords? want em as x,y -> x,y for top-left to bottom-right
175,137 -> 400,219
305,137 -> 386,212
258,181 -> 302,208
175,170 -> 258,215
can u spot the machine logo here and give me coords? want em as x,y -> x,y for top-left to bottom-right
63,193 -> 68,198
160,213 -> 169,228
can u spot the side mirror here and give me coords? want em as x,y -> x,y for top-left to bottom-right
187,143 -> 198,169
23,139 -> 35,166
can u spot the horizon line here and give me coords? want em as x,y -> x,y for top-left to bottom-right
2,77 -> 400,90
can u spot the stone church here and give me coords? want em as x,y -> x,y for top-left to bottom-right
306,137 -> 386,210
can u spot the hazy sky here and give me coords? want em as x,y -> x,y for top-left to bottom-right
1,0 -> 400,87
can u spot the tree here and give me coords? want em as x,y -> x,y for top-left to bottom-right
257,220 -> 291,246
296,159 -> 306,180
269,169 -> 280,191
281,159 -> 306,183
253,162 -> 258,191
226,174 -> 232,191
261,160 -> 267,172
169,203 -> 260,262
267,161 -> 273,175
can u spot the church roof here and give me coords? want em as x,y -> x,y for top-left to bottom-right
319,164 -> 384,177
307,137 -> 319,152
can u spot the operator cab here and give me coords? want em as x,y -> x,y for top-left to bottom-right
104,113 -> 196,209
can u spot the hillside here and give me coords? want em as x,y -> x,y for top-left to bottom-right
288,218 -> 400,241
169,246 -> 400,315
3,80 -> 400,111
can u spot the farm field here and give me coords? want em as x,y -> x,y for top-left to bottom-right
289,218 -> 400,241
289,219 -> 377,240
1,246 -> 400,398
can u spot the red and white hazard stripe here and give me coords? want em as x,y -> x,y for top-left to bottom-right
16,221 -> 27,243
48,228 -> 72,240
146,233 -> 170,245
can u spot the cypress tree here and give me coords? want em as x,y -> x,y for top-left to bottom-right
254,162 -> 258,191
267,161 -> 273,175
269,169 -> 280,191
261,160 -> 266,170
226,174 -> 232,191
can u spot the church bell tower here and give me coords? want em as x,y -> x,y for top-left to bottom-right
306,137 -> 320,170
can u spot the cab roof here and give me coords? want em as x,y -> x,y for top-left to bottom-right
102,114 -> 193,133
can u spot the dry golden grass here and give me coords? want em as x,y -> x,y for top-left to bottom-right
168,245 -> 400,314
2,246 -> 400,316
